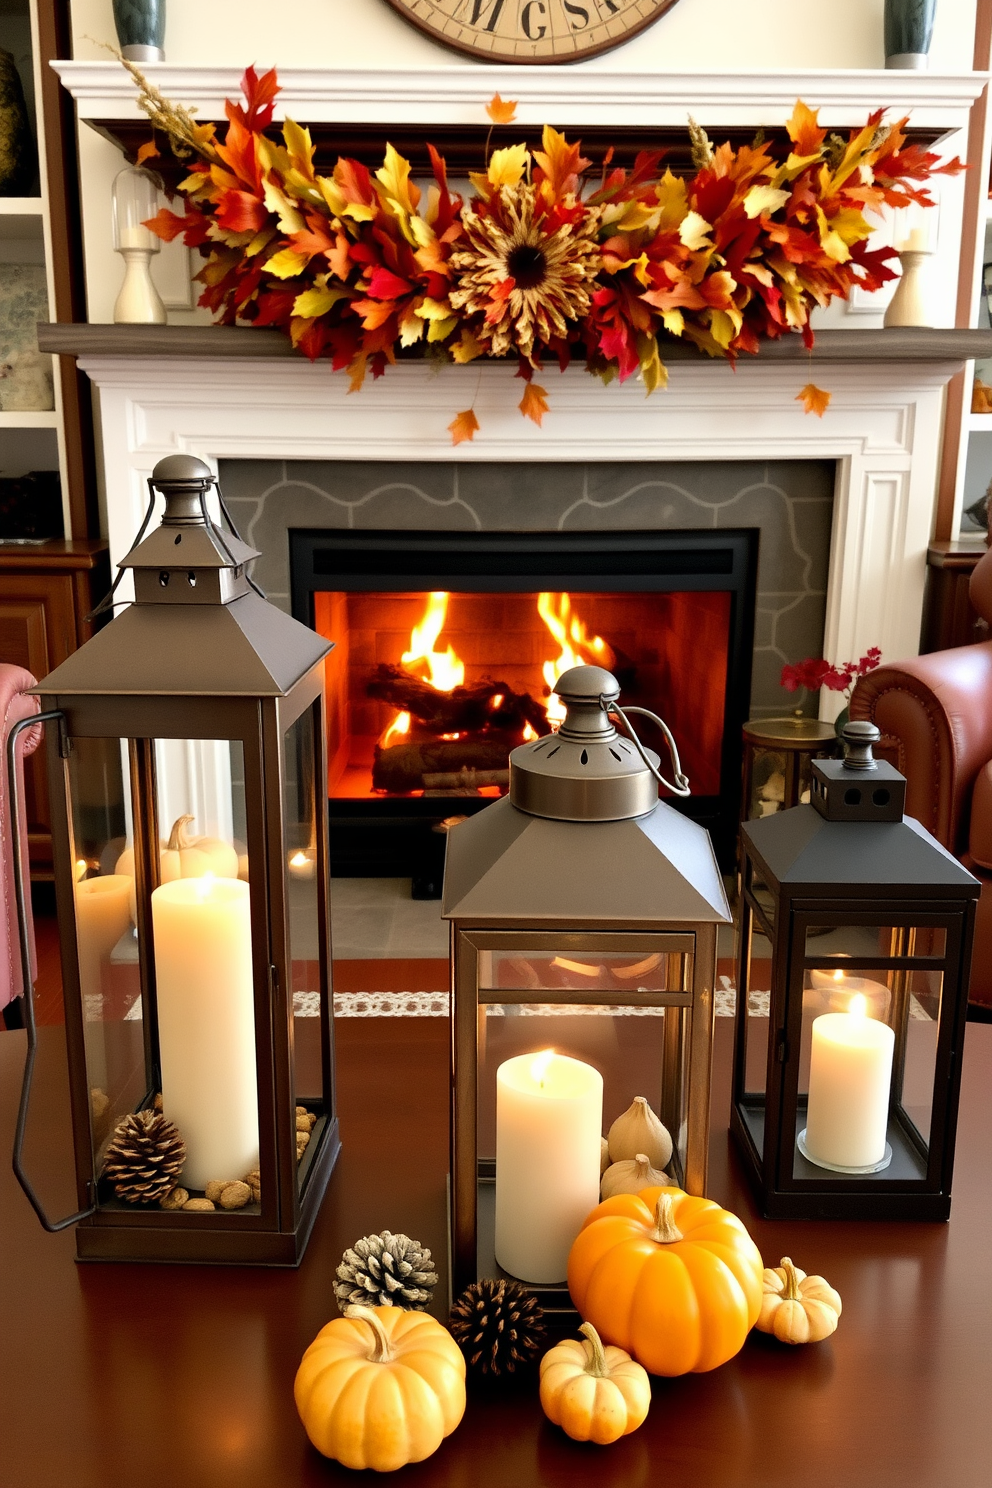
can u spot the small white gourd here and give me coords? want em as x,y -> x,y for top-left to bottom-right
600,1137 -> 611,1176
600,1153 -> 670,1200
607,1096 -> 673,1170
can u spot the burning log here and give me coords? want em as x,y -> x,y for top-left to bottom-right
373,737 -> 516,794
367,666 -> 549,738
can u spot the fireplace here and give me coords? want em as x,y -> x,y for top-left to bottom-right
290,529 -> 756,890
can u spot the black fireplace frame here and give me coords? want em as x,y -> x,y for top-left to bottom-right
290,528 -> 758,887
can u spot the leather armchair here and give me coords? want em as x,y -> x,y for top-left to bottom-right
851,547 -> 992,1014
1,664 -> 42,1021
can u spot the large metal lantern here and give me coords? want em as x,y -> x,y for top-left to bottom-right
9,456 -> 339,1264
732,721 -> 979,1221
442,665 -> 731,1310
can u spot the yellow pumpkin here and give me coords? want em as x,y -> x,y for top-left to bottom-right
540,1322 -> 651,1445
294,1304 -> 466,1472
755,1257 -> 842,1344
567,1186 -> 764,1376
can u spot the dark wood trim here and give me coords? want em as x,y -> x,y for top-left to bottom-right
34,0 -> 99,540
37,321 -> 992,365
90,117 -> 948,190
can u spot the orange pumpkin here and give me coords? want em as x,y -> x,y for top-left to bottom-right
567,1186 -> 764,1376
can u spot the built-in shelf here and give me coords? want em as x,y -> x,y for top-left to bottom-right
0,197 -> 44,241
37,322 -> 992,366
0,410 -> 58,428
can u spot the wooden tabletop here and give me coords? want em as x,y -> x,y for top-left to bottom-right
1,1017 -> 990,1488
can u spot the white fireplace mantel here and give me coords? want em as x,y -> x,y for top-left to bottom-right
59,339 -> 970,722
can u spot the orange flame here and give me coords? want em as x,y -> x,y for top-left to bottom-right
537,593 -> 615,725
382,709 -> 411,749
403,592 -> 464,692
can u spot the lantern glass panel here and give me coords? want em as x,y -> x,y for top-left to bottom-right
68,737 -> 145,1165
148,738 -> 260,1197
480,948 -> 688,994
282,705 -> 326,1191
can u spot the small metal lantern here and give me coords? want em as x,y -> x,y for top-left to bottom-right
442,666 -> 731,1309
8,455 -> 339,1263
732,721 -> 979,1220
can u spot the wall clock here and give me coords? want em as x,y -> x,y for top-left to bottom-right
383,1 -> 685,65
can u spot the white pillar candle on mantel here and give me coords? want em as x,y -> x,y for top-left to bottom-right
803,996 -> 895,1170
151,875 -> 259,1190
495,1050 -> 603,1284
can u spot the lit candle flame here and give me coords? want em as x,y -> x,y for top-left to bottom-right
530,1048 -> 555,1088
848,992 -> 867,1019
195,872 -> 216,899
289,851 -> 308,868
833,969 -> 845,982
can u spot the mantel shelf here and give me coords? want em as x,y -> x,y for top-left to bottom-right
38,323 -> 992,366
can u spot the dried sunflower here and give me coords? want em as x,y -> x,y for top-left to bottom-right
449,183 -> 602,364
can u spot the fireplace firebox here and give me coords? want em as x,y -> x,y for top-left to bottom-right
290,530 -> 757,892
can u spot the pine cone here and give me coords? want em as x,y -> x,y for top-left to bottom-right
334,1231 -> 438,1311
449,1279 -> 546,1376
102,1110 -> 186,1205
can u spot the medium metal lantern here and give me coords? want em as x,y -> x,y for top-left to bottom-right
732,721 -> 979,1221
8,455 -> 339,1264
442,665 -> 731,1311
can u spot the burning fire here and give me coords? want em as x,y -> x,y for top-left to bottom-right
537,593 -> 615,725
403,591 -> 464,692
382,709 -> 411,748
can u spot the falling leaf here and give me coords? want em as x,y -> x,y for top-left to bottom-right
797,383 -> 831,417
135,139 -> 159,167
518,382 -> 549,426
449,409 -> 480,445
486,93 -> 518,125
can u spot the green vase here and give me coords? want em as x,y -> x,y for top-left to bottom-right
884,0 -> 936,69
113,0 -> 166,62
0,48 -> 36,197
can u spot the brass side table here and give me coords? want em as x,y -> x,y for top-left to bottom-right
741,715 -> 837,822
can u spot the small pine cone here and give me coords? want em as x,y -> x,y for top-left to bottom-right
334,1231 -> 438,1312
449,1279 -> 546,1376
102,1110 -> 186,1205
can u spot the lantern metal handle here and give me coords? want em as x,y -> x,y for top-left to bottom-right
607,701 -> 692,798
6,711 -> 96,1232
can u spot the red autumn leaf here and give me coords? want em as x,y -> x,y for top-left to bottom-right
143,206 -> 190,243
229,65 -> 279,132
365,266 -> 414,300
135,139 -> 159,167
797,383 -> 831,417
485,93 -> 518,125
448,409 -> 480,445
519,382 -> 549,426
215,189 -> 269,234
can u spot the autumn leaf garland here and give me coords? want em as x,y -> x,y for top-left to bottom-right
135,67 -> 962,443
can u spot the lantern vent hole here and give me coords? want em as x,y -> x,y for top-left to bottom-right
844,787 -> 862,806
610,748 -> 621,761
872,788 -> 891,807
546,745 -> 560,758
580,749 -> 589,765
173,533 -> 181,545
158,571 -> 169,587
187,572 -> 197,587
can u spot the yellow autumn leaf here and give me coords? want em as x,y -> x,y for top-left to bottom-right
449,409 -> 480,445
265,247 -> 310,279
282,117 -> 315,174
376,144 -> 420,215
797,383 -> 831,417
636,335 -> 668,395
262,176 -> 304,235
743,183 -> 791,219
451,329 -> 485,364
815,206 -> 850,264
708,308 -> 740,350
678,211 -> 713,251
399,308 -> 425,347
427,315 -> 458,343
415,297 -> 454,322
487,144 -> 529,191
245,227 -> 277,258
292,284 -> 348,318
654,170 -> 689,232
661,308 -> 685,337
518,382 -> 549,426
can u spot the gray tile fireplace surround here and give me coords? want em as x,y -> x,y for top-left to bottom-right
220,458 -> 834,717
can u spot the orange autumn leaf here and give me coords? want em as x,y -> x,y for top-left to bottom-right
135,139 -> 159,167
519,381 -> 549,426
448,408 -> 480,445
486,93 -> 518,125
797,383 -> 831,417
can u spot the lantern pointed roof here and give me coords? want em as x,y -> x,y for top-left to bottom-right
36,591 -> 330,698
442,796 -> 731,925
744,807 -> 979,893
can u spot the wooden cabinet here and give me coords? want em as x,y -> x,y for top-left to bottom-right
921,541 -> 990,652
0,540 -> 109,875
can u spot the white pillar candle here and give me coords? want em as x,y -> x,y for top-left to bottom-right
804,997 -> 895,1169
152,875 -> 259,1190
75,875 -> 133,1003
809,967 -> 890,1020
495,1050 -> 603,1284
